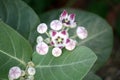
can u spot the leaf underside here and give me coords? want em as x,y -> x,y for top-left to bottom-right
0,0 -> 40,46
39,9 -> 113,71
0,21 -> 33,79
33,46 -> 97,80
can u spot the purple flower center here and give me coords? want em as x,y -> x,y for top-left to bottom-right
62,19 -> 70,25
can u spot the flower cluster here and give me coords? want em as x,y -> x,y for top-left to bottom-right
8,62 -> 36,80
36,10 -> 88,57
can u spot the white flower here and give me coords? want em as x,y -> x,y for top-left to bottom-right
59,10 -> 76,28
37,23 -> 47,34
76,26 -> 88,39
8,66 -> 21,79
52,47 -> 62,57
49,30 -> 69,48
36,42 -> 49,55
65,39 -> 76,51
50,20 -> 62,31
27,67 -> 36,76
37,36 -> 43,43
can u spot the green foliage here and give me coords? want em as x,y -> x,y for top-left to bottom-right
39,9 -> 113,71
83,72 -> 102,80
0,0 -> 40,46
0,21 -> 33,79
0,21 -> 97,79
22,0 -> 31,3
0,0 -> 113,79
33,46 -> 97,80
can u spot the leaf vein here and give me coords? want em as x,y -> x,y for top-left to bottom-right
0,50 -> 26,66
36,58 -> 94,68
78,29 -> 108,46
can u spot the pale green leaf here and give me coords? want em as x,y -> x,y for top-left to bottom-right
0,0 -> 40,46
39,9 -> 113,71
32,46 -> 97,80
0,21 -> 33,79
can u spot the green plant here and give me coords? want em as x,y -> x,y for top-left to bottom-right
0,0 -> 113,80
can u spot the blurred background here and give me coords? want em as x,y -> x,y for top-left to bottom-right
23,0 -> 120,80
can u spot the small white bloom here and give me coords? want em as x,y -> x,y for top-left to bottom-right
50,30 -> 69,48
37,36 -> 43,43
50,20 -> 62,31
37,23 -> 47,34
76,26 -> 88,39
59,10 -> 76,28
8,66 -> 21,79
27,67 -> 36,76
36,42 -> 49,55
52,47 -> 62,57
65,39 -> 76,51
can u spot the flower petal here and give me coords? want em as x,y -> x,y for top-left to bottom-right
50,41 -> 54,46
49,30 -> 58,37
8,66 -> 21,79
50,20 -> 62,31
65,39 -> 76,51
66,38 -> 70,43
76,26 -> 88,39
37,23 -> 47,34
36,42 -> 49,55
60,30 -> 69,38
59,10 -> 68,21
36,36 -> 43,43
68,14 -> 75,23
52,47 -> 62,57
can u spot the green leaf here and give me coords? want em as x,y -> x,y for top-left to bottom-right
22,0 -> 32,4
32,46 -> 97,80
83,72 -> 102,80
0,21 -> 33,79
0,0 -> 40,46
39,9 -> 113,71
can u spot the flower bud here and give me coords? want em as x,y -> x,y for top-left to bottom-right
76,26 -> 88,39
8,66 -> 21,79
37,23 -> 47,34
52,47 -> 62,57
37,36 -> 43,43
27,67 -> 36,76
50,20 -> 62,31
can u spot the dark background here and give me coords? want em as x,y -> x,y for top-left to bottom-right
24,0 -> 120,80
